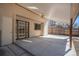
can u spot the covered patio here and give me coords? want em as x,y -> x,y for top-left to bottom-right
0,3 -> 79,56
0,35 -> 76,56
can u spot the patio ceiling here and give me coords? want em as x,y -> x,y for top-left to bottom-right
19,3 -> 71,25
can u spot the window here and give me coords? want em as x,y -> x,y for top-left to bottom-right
34,23 -> 41,30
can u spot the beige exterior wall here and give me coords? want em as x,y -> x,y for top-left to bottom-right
30,20 -> 42,37
0,3 -> 45,46
1,16 -> 13,46
16,15 -> 43,37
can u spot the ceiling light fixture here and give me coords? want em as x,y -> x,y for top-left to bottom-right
27,6 -> 39,9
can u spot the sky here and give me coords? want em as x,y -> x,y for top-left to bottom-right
73,15 -> 79,28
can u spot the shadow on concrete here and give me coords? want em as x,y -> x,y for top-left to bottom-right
73,39 -> 79,56
0,49 -> 6,56
15,37 -> 71,56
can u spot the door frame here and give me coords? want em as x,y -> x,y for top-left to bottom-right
16,20 -> 29,40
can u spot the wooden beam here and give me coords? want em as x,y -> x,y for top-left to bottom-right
70,18 -> 73,48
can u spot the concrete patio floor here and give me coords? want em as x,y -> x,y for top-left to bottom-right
0,35 -> 77,56
15,35 -> 76,56
0,44 -> 32,56
73,38 -> 79,56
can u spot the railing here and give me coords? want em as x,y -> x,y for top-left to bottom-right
48,27 -> 79,36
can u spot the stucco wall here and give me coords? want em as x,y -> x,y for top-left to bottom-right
16,15 -> 42,37
1,16 -> 13,46
0,3 -> 45,46
30,20 -> 42,37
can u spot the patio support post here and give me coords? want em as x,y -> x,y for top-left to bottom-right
70,18 -> 73,48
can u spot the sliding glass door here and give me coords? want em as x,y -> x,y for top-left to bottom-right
16,20 -> 29,40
